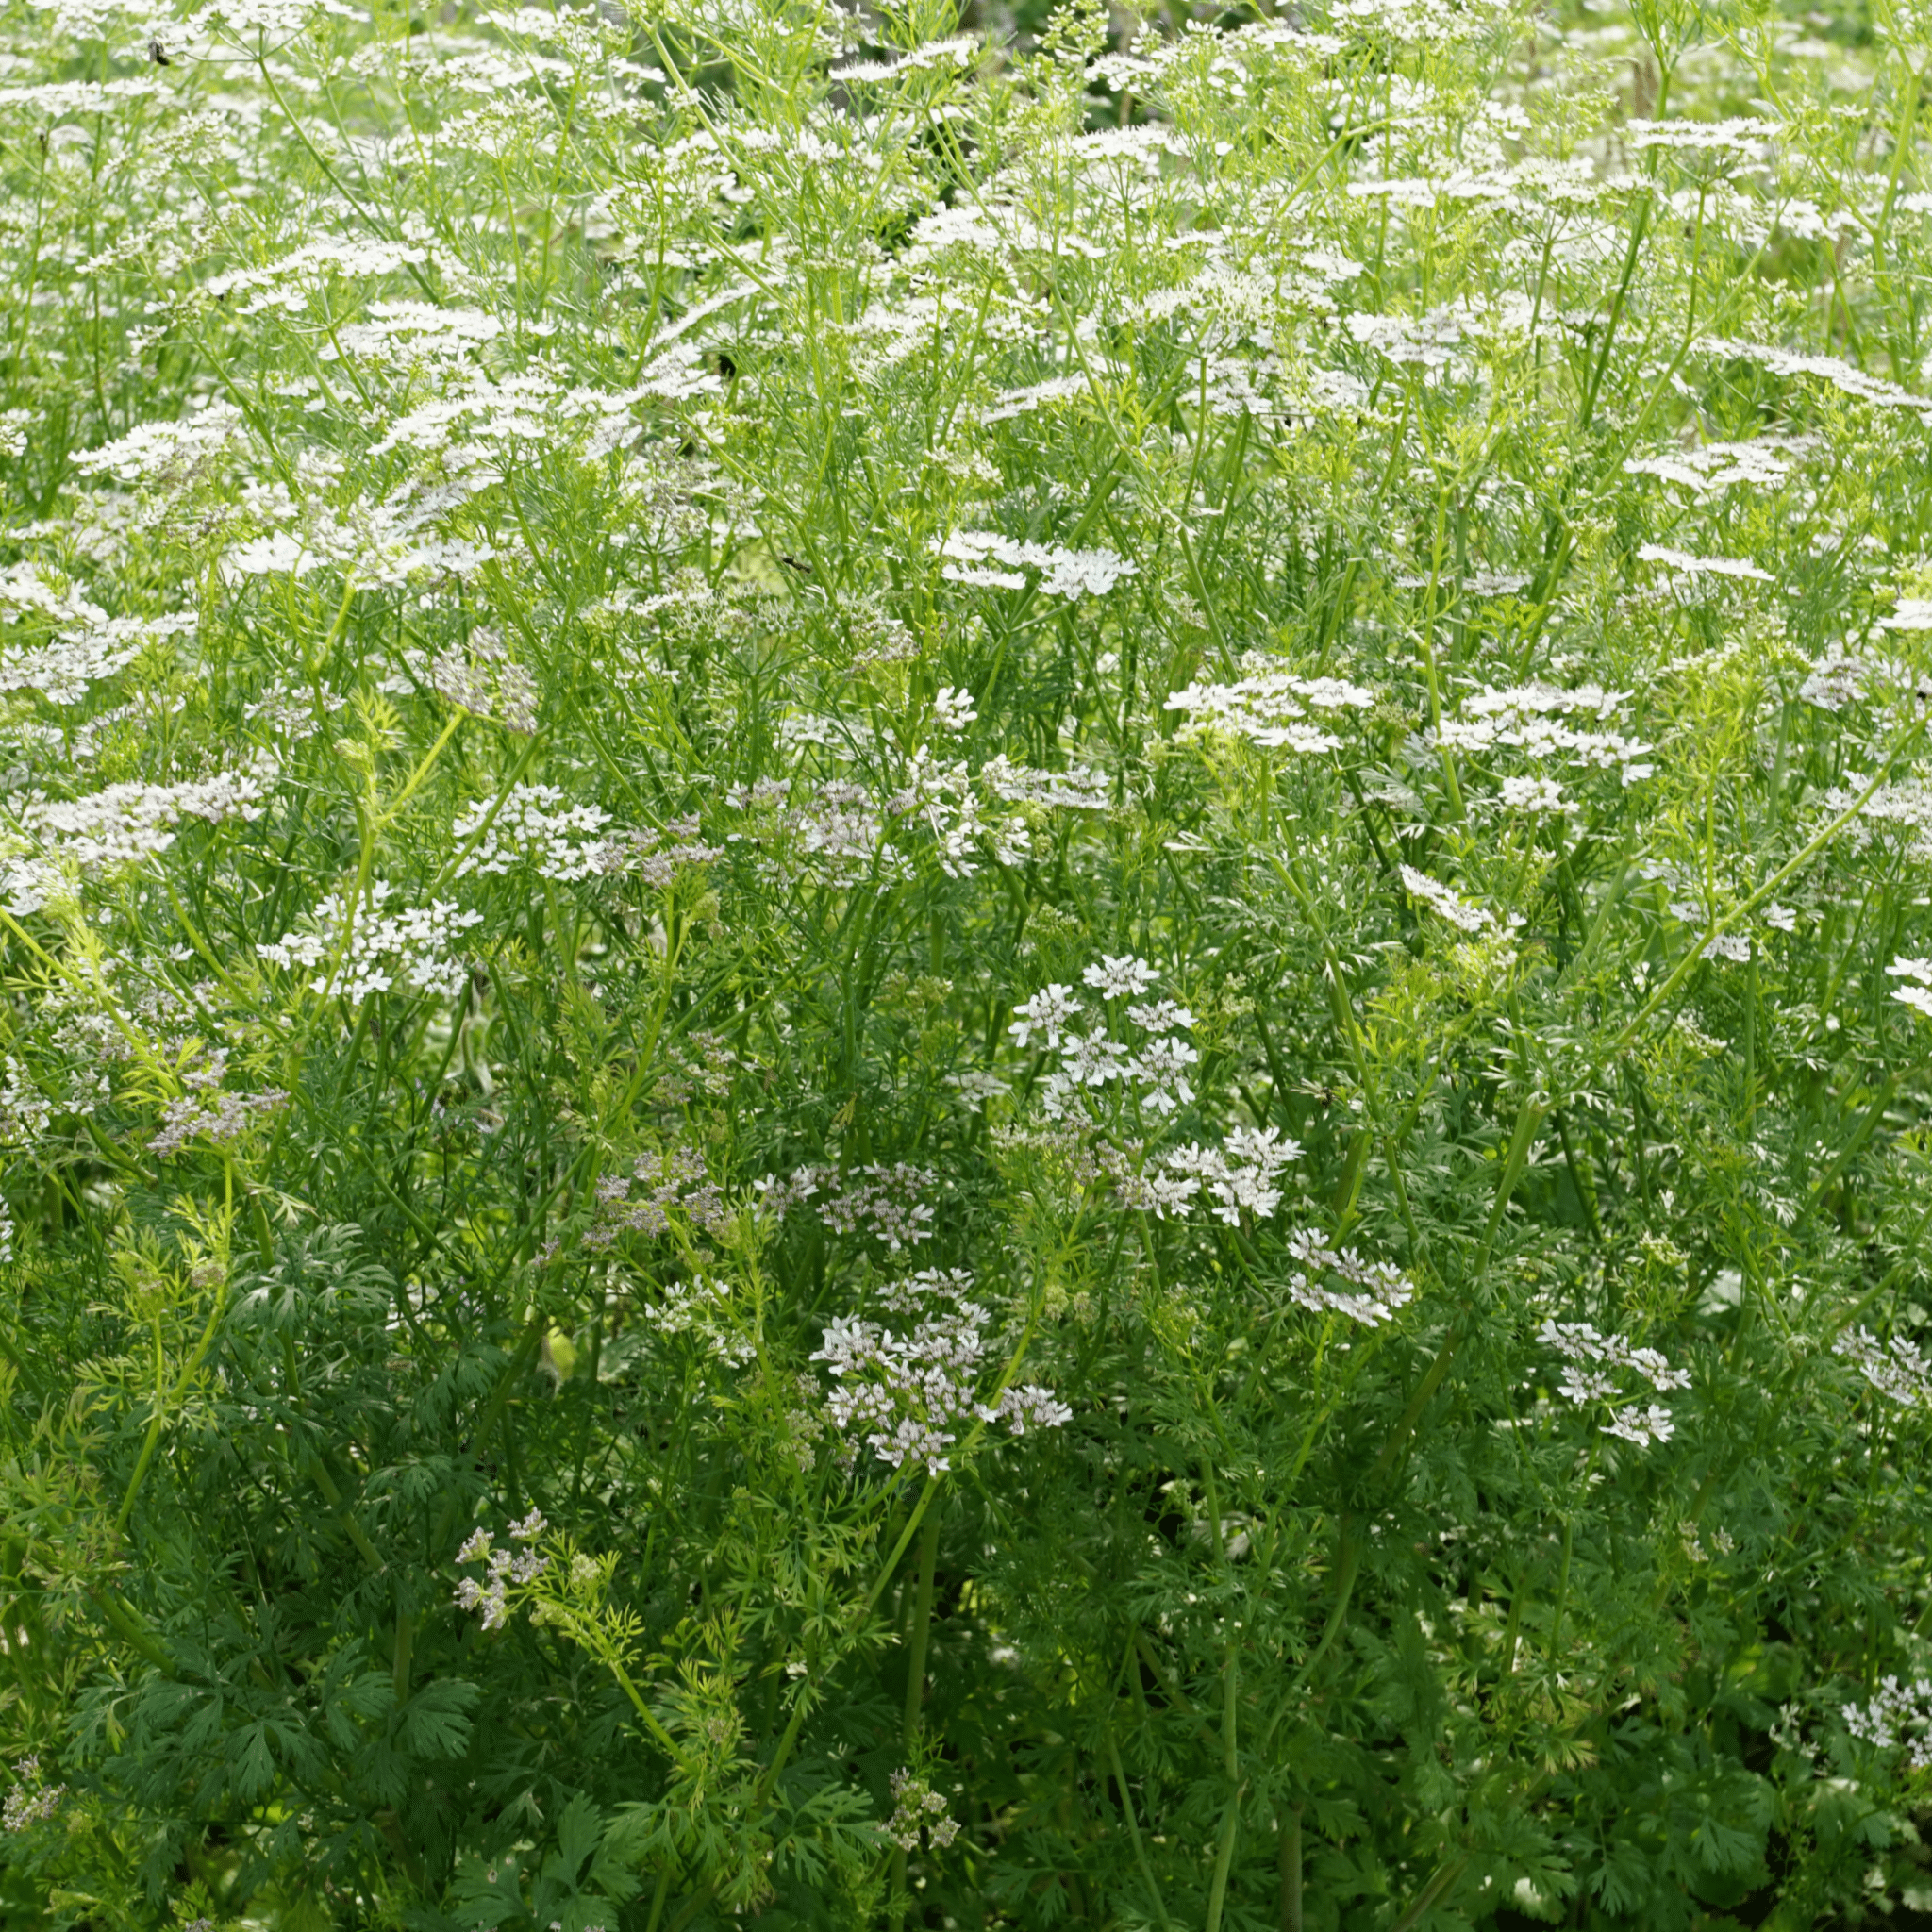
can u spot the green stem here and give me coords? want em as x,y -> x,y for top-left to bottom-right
1280,1807 -> 1303,1932
1607,721 -> 1927,1064
1108,1723 -> 1173,1932
1205,1788 -> 1243,1932
115,1244 -> 235,1537
1391,1857 -> 1466,1932
888,1507 -> 941,1932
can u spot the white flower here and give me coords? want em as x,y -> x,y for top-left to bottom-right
1836,1326 -> 1932,1405
1128,1035 -> 1199,1115
19,764 -> 275,873
1279,1229 -> 1415,1325
1637,543 -> 1773,583
1800,653 -> 1868,711
1557,1365 -> 1618,1404
1604,1403 -> 1675,1447
944,1070 -> 1009,1110
1009,985 -> 1082,1049
1160,1129 -> 1301,1225
1000,1385 -> 1073,1433
1060,1031 -> 1128,1087
1164,671 -> 1370,752
934,687 -> 977,733
942,562 -> 1027,591
937,530 -> 1136,598
1890,958 -> 1932,1017
1499,775 -> 1569,814
1119,1171 -> 1201,1217
1398,865 -> 1492,932
1541,1321 -> 1690,1405
1700,335 -> 1932,418
1083,954 -> 1158,998
259,883 -> 482,1005
219,531 -> 318,580
1844,1676 -> 1932,1768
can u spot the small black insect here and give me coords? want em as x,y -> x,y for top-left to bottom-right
148,38 -> 172,64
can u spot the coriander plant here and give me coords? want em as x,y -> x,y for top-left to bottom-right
2,0 -> 1932,1922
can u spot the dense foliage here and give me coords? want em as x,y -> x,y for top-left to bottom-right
7,0 -> 1932,1921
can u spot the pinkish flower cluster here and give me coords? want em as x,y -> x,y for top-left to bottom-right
2,1757 -> 62,1833
758,1162 -> 937,1251
452,1510 -> 549,1631
583,1144 -> 729,1249
149,1051 -> 287,1158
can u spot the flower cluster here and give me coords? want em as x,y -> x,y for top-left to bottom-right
810,1268 -> 1070,1473
978,757 -> 1112,813
1540,1320 -> 1691,1447
10,762 -> 275,885
454,788 -> 722,885
1399,866 -> 1494,933
1834,1326 -> 1932,1406
1843,1676 -> 1932,1768
258,883 -> 482,1004
888,749 -> 1034,877
454,786 -> 621,881
1802,652 -> 1871,711
0,1059 -> 49,1149
0,611 -> 190,706
887,1769 -> 960,1851
1623,434 -> 1810,497
1888,957 -> 1932,1022
933,687 -> 976,733
1282,1231 -> 1417,1325
2,1757 -> 61,1833
726,757 -> 1112,892
584,1144 -> 729,1248
725,776 -> 896,887
937,530 -> 1137,598
1118,1126 -> 1301,1224
429,645 -> 539,735
1009,958 -> 1201,1119
637,1274 -> 754,1367
150,1083 -> 288,1159
452,1510 -> 549,1632
1164,670 -> 1376,753
1432,683 -> 1654,785
758,1163 -> 937,1251
1637,543 -> 1774,585
1699,335 -> 1932,420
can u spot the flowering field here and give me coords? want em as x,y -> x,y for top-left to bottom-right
7,0 -> 1932,1922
